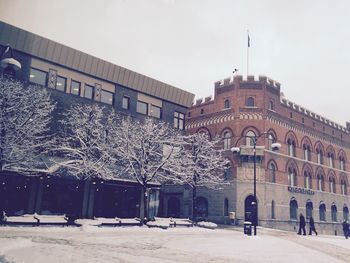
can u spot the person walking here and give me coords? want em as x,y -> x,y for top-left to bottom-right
297,213 -> 306,235
308,216 -> 318,235
342,220 -> 349,239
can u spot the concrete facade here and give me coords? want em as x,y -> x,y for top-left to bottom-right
0,21 -> 194,219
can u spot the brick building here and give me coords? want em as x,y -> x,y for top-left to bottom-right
164,74 -> 350,235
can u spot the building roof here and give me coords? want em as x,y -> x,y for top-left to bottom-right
0,21 -> 194,108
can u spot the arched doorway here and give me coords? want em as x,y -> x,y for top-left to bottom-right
245,195 -> 258,225
167,197 -> 180,218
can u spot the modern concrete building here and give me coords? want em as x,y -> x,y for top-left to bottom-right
0,21 -> 194,219
163,74 -> 350,235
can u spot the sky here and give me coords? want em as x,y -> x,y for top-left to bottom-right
1,0 -> 350,125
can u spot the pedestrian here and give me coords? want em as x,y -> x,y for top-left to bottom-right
297,213 -> 306,235
308,216 -> 318,236
342,220 -> 349,239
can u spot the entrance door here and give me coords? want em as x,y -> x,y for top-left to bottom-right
244,195 -> 258,225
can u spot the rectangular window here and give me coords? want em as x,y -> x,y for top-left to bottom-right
150,105 -> 162,118
100,90 -> 114,105
122,96 -> 130,110
174,111 -> 185,130
56,76 -> 67,92
29,68 -> 47,86
84,84 -> 94,100
71,80 -> 81,96
137,101 -> 148,115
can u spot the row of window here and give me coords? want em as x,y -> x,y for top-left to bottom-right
30,68 -> 113,104
268,161 -> 348,195
286,198 -> 349,222
29,68 -> 186,130
221,127 -> 347,171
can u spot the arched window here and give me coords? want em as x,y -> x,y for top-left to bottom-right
268,100 -> 274,111
288,167 -> 297,187
317,174 -> 325,191
331,204 -> 337,222
316,147 -> 324,165
328,152 -> 335,168
224,99 -> 230,109
268,162 -> 276,183
304,171 -> 312,189
223,131 -> 231,150
246,97 -> 255,107
341,180 -> 347,195
224,198 -> 229,216
303,144 -> 311,161
340,157 -> 346,171
268,134 -> 275,150
246,130 -> 256,146
287,138 -> 296,157
329,176 -> 336,193
271,200 -> 276,219
319,202 -> 326,221
306,200 -> 313,219
223,162 -> 232,180
290,198 -> 298,220
343,205 -> 349,221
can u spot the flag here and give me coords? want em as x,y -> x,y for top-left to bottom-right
248,34 -> 250,48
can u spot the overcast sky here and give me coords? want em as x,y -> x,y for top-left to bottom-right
1,0 -> 349,125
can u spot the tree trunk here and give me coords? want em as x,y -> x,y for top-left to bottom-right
142,186 -> 148,224
192,185 -> 197,222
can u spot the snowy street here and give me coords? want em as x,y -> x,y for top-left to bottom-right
0,226 -> 349,263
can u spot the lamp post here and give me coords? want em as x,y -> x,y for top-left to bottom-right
0,44 -> 21,78
231,132 -> 281,235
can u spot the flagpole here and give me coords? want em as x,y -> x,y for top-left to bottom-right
247,30 -> 250,76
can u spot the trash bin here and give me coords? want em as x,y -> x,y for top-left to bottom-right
244,221 -> 252,235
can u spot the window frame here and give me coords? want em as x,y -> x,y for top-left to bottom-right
84,84 -> 94,100
70,79 -> 81,96
56,75 -> 67,92
100,89 -> 114,105
29,67 -> 47,86
122,96 -> 130,110
150,104 -> 162,119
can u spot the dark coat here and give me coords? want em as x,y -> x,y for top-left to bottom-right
342,221 -> 349,231
309,216 -> 315,227
299,214 -> 306,227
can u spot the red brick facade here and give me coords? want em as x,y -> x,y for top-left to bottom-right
185,75 -> 349,231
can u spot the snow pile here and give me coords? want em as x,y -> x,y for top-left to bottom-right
146,220 -> 169,229
196,221 -> 217,229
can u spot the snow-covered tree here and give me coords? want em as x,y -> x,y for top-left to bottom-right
53,103 -> 118,180
169,132 -> 230,222
113,117 -> 183,221
0,77 -> 56,172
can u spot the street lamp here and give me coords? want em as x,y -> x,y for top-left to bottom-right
231,132 -> 281,235
0,44 -> 21,77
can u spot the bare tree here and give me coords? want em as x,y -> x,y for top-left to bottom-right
113,117 -> 183,222
168,132 -> 230,222
0,77 -> 55,172
53,103 -> 118,180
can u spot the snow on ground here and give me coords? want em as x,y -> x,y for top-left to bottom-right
0,226 -> 349,263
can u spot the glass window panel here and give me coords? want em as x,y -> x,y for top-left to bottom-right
137,101 -> 148,115
71,80 -> 81,96
29,68 -> 47,86
150,105 -> 161,118
101,90 -> 113,105
84,85 -> 94,99
122,96 -> 130,110
56,76 -> 67,92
